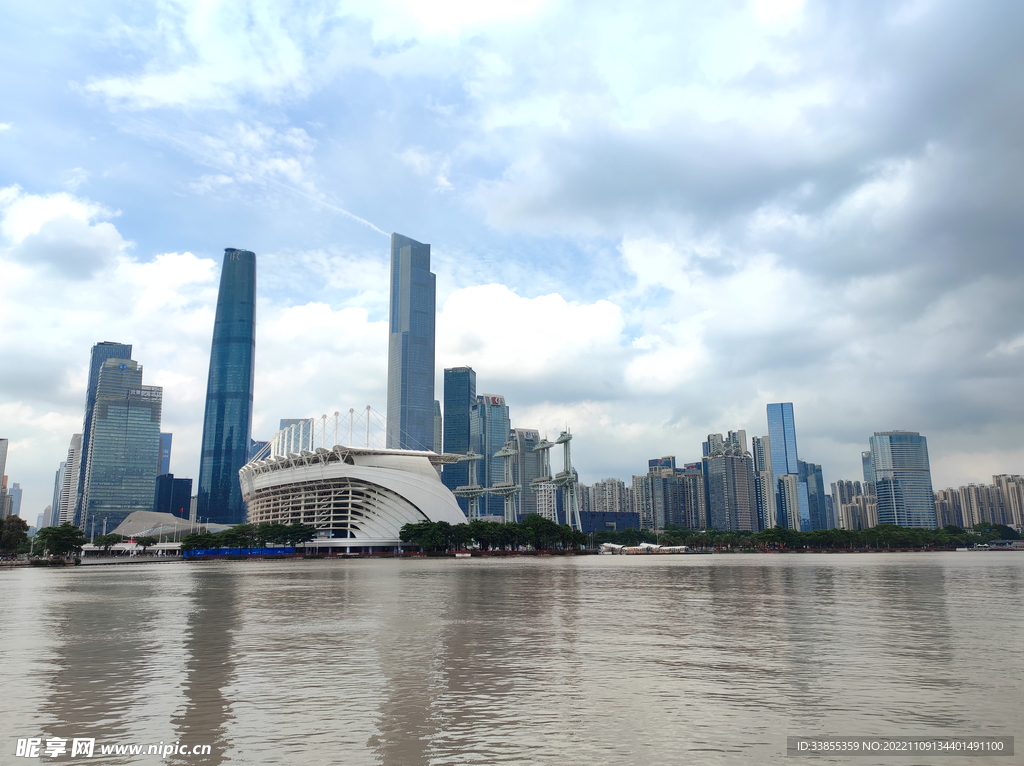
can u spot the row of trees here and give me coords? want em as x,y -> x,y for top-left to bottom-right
179,521 -> 317,552
400,515 -> 590,552
594,522 -> 1019,551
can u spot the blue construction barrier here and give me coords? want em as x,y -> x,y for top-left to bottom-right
184,547 -> 296,559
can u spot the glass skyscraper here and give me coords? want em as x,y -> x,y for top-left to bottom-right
197,248 -> 256,526
441,366 -> 476,512
868,431 -> 937,528
386,233 -> 436,451
74,341 -> 133,525
80,359 -> 163,530
766,402 -> 811,531
471,394 -> 511,517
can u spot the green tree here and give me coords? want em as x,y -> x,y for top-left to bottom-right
180,531 -> 218,552
93,533 -> 123,554
0,515 -> 30,555
34,523 -> 88,557
284,522 -> 316,548
134,535 -> 158,553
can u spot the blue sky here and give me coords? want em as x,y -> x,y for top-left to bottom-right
2,0 -> 1023,520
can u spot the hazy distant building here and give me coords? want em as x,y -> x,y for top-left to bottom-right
471,394 -> 511,517
867,431 -> 937,528
636,457 -> 705,530
441,366 -> 476,513
58,435 -> 83,525
50,463 -> 65,528
197,248 -> 256,526
385,233 -> 436,452
74,341 -> 133,525
80,359 -> 163,530
8,483 -> 22,519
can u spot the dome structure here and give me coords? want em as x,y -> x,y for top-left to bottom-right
238,445 -> 466,552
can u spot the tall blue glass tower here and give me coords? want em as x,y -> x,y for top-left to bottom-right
386,233 -> 436,451
442,366 -> 476,513
766,402 -> 810,530
197,248 -> 256,525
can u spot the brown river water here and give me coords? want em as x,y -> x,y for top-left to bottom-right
1,553 -> 1021,765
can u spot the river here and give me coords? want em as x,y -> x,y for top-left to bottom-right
2,553 -> 1020,764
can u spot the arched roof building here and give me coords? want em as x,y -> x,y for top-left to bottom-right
239,446 -> 465,552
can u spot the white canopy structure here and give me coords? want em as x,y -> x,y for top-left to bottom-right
239,444 -> 466,553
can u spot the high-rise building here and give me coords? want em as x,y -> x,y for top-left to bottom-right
441,366 -> 476,513
636,457 -> 706,530
74,341 -> 133,525
799,460 -> 829,530
385,233 -> 436,451
197,248 -> 256,526
933,488 -> 963,528
59,435 -> 83,524
766,403 -> 812,531
153,474 -> 194,519
50,462 -> 66,528
8,483 -> 22,518
159,433 -> 172,475
591,478 -> 628,514
993,474 -> 1024,528
868,431 -> 937,528
512,428 -> 544,518
751,435 -> 777,530
703,432 -> 755,531
471,394 -> 511,516
80,359 -> 163,530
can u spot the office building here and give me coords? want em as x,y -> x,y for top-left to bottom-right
159,433 -> 172,475
799,460 -> 829,530
80,359 -> 164,530
0,438 -> 7,519
197,248 -> 256,526
153,474 -> 194,519
74,342 -> 133,525
441,366 -> 476,513
385,233 -> 436,451
867,431 -> 937,528
766,403 -> 812,530
471,394 -> 511,516
512,428 -> 545,517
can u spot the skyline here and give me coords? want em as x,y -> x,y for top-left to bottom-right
2,1 -> 1024,518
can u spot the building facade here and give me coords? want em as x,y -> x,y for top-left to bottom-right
80,359 -> 163,531
197,248 -> 256,526
385,233 -> 436,452
868,431 -> 937,528
703,433 -> 755,532
73,341 -> 133,525
470,394 -> 511,517
512,428 -> 544,518
441,366 -> 477,513
159,433 -> 172,475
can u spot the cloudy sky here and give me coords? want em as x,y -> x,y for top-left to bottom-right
2,0 -> 1023,520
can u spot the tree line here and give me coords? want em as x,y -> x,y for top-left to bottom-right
400,514 -> 589,552
594,522 -> 1020,550
179,522 -> 317,552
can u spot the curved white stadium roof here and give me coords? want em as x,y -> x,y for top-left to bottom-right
239,445 -> 466,550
